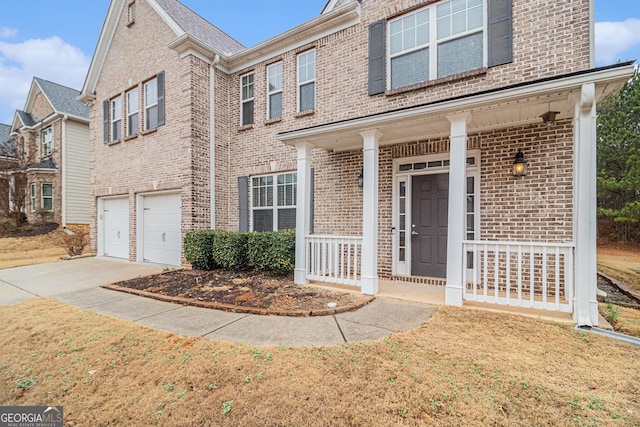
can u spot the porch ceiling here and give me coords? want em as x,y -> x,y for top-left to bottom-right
278,63 -> 634,152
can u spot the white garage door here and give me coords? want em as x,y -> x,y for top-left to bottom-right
142,193 -> 182,266
103,197 -> 129,259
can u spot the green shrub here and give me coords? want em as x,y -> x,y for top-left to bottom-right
213,231 -> 250,270
248,230 -> 295,274
184,230 -> 218,270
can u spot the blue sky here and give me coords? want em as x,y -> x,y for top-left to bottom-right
0,0 -> 639,124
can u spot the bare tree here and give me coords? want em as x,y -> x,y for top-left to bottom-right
0,137 -> 28,228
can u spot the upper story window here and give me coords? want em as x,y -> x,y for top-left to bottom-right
41,126 -> 53,156
388,0 -> 484,90
251,172 -> 297,232
267,62 -> 283,120
20,137 -> 25,158
127,1 -> 136,24
297,50 -> 315,112
126,88 -> 139,137
111,96 -> 122,141
241,73 -> 254,126
144,78 -> 158,130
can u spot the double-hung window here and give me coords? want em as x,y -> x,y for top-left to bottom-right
126,88 -> 139,136
144,78 -> 158,130
41,183 -> 53,211
111,96 -> 122,141
41,126 -> 53,156
241,73 -> 254,126
389,0 -> 484,90
30,183 -> 35,212
251,172 -> 297,232
267,62 -> 283,120
297,50 -> 315,112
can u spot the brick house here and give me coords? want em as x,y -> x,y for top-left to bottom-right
4,78 -> 90,227
79,0 -> 635,326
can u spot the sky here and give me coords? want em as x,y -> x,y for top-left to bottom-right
0,0 -> 639,125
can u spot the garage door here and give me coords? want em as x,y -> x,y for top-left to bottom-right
142,193 -> 182,266
103,197 -> 129,259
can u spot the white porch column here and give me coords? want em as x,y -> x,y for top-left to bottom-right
360,129 -> 381,295
294,142 -> 313,285
445,113 -> 471,306
573,83 -> 598,326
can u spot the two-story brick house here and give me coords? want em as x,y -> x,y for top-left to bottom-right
79,0 -> 635,326
6,78 -> 90,227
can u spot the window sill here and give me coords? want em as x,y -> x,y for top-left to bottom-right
106,139 -> 122,146
238,124 -> 254,132
295,109 -> 315,118
124,134 -> 138,142
385,67 -> 488,97
126,19 -> 135,27
264,117 -> 282,125
140,128 -> 158,136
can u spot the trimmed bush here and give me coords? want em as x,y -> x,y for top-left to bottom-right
248,230 -> 295,274
213,231 -> 249,270
184,230 -> 217,270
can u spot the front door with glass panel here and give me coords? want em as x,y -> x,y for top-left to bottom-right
411,173 -> 449,278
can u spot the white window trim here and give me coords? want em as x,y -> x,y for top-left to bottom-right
41,183 -> 53,212
144,78 -> 158,131
297,49 -> 316,112
267,62 -> 283,120
250,172 -> 297,231
240,72 -> 254,126
126,87 -> 139,136
387,0 -> 488,90
111,96 -> 122,141
391,151 -> 480,277
30,183 -> 36,213
41,126 -> 54,157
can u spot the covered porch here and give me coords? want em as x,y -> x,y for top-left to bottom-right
278,63 -> 634,326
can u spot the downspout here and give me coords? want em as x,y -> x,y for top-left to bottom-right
61,114 -> 68,227
210,54 -> 220,229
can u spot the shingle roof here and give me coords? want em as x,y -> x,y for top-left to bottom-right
27,157 -> 57,170
155,0 -> 245,55
35,78 -> 90,119
16,110 -> 36,128
0,123 -> 10,144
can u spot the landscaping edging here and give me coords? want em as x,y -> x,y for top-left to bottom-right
102,284 -> 375,317
597,271 -> 640,308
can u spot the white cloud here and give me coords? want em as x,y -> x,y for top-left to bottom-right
595,18 -> 640,65
0,36 -> 89,123
0,27 -> 17,38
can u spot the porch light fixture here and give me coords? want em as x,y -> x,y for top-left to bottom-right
358,169 -> 364,188
513,149 -> 527,177
540,110 -> 559,127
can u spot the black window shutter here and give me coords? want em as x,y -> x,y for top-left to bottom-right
157,71 -> 165,126
103,99 -> 109,144
309,168 -> 314,233
488,0 -> 513,67
368,19 -> 386,96
238,176 -> 249,231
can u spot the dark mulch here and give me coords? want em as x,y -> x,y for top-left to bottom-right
0,222 -> 59,238
109,269 -> 364,313
597,274 -> 640,309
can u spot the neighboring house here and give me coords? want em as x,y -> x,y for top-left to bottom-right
79,0 -> 635,326
9,78 -> 90,227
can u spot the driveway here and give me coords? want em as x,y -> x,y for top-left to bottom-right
0,257 -> 163,305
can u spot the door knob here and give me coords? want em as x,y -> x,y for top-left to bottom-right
411,231 -> 419,236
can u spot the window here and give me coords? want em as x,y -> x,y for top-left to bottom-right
297,50 -> 315,112
267,62 -> 283,120
144,78 -> 158,130
30,183 -> 35,212
111,96 -> 122,141
127,1 -> 136,23
389,0 -> 484,89
251,172 -> 297,232
20,137 -> 25,157
241,73 -> 254,126
41,126 -> 53,156
126,88 -> 139,136
41,183 -> 53,212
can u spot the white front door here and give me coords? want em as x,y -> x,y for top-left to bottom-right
103,197 -> 129,259
141,193 -> 182,266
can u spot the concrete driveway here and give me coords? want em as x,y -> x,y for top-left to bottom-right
0,257 -> 163,305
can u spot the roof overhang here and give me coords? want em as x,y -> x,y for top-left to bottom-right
278,62 -> 636,152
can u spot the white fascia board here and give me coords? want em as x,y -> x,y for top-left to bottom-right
278,64 -> 636,144
223,2 -> 360,74
168,34 -> 218,64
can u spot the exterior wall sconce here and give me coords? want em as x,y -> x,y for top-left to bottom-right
513,149 -> 527,177
358,169 -> 364,188
540,110 -> 559,127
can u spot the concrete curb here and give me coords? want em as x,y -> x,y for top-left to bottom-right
102,284 -> 376,317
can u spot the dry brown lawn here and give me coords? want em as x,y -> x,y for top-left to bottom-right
1,299 -> 638,426
597,246 -> 640,294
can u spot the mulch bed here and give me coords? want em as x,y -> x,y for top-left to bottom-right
0,222 -> 59,238
597,272 -> 640,309
104,269 -> 374,317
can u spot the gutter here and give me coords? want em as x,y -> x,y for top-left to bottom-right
575,326 -> 640,347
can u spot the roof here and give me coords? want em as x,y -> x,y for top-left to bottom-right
27,157 -> 57,170
154,0 -> 244,55
15,110 -> 36,128
0,123 -> 10,144
34,78 -> 89,119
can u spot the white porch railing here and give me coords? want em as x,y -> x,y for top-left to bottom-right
462,241 -> 574,313
306,235 -> 362,287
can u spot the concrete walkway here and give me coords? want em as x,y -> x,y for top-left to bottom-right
0,258 -> 438,346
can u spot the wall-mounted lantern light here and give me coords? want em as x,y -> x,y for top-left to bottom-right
358,169 -> 364,188
540,110 -> 559,127
513,149 -> 527,177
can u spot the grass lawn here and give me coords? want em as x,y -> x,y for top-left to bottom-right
1,299 -> 638,426
0,232 -> 67,269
